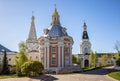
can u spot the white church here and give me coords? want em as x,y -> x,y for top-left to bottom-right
79,22 -> 92,68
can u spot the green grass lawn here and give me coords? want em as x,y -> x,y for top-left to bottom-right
0,74 -> 19,79
108,71 -> 120,80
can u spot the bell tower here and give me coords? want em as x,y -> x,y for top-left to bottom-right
80,22 -> 91,54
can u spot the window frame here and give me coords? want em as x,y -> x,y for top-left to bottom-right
51,47 -> 56,53
51,54 -> 56,65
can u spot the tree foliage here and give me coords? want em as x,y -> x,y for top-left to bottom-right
89,52 -> 98,68
19,41 -> 27,53
116,58 -> 120,66
101,54 -> 109,66
72,54 -> 78,64
114,53 -> 120,60
21,60 -> 44,76
1,50 -> 10,74
114,41 -> 120,67
115,41 -> 120,54
14,41 -> 28,75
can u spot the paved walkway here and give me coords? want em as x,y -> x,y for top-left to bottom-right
0,66 -> 117,81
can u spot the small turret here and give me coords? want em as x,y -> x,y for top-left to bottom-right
51,5 -> 61,26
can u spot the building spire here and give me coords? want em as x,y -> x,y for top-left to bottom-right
51,5 -> 61,25
82,22 -> 89,39
55,4 -> 57,11
28,12 -> 37,40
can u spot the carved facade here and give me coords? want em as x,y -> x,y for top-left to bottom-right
39,8 -> 73,71
26,7 -> 74,71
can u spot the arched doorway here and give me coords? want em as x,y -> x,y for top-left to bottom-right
84,59 -> 89,67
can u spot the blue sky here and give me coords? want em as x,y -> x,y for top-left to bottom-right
0,0 -> 120,53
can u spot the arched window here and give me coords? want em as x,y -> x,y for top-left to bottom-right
52,47 -> 56,53
84,48 -> 88,54
9,58 -> 11,61
65,56 -> 69,66
52,54 -> 56,65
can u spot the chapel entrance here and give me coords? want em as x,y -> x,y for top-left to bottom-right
84,59 -> 89,67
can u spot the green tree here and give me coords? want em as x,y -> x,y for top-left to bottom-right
0,64 -> 2,74
115,41 -> 120,53
19,41 -> 27,53
89,52 -> 98,68
101,54 -> 109,66
94,52 -> 98,67
1,50 -> 10,74
116,58 -> 120,66
114,53 -> 120,60
72,54 -> 77,64
21,60 -> 44,76
90,52 -> 94,67
114,41 -> 120,67
14,41 -> 28,75
77,58 -> 81,65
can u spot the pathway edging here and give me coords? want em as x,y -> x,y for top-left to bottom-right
105,75 -> 118,81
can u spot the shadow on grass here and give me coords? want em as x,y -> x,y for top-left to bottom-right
30,74 -> 58,81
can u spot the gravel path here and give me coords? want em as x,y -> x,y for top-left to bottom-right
0,66 -> 117,81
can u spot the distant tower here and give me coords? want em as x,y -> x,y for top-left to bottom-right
80,22 -> 91,54
79,22 -> 91,68
26,14 -> 38,52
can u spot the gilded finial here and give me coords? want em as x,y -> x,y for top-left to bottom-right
31,11 -> 34,20
53,4 -> 58,15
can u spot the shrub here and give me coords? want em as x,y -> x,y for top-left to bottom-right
21,60 -> 44,76
10,65 -> 16,74
116,58 -> 120,66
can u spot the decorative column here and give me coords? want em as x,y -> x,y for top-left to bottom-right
47,46 -> 49,69
58,45 -> 60,68
70,45 -> 72,66
44,45 -> 46,69
38,45 -> 41,62
62,45 -> 64,68
82,55 -> 85,68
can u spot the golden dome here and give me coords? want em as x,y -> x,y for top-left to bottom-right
53,11 -> 58,15
53,7 -> 59,16
31,15 -> 34,20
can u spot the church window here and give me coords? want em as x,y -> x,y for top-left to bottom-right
65,56 -> 69,66
65,48 -> 69,53
84,48 -> 88,54
52,55 -> 56,65
9,58 -> 11,61
52,47 -> 56,53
